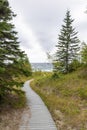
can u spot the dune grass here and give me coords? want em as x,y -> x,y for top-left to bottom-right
31,69 -> 87,130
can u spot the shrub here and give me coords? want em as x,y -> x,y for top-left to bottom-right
69,59 -> 81,72
51,72 -> 59,79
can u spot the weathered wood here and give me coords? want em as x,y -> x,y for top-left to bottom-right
19,81 -> 57,130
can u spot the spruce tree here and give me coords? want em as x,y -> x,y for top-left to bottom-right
0,0 -> 27,98
15,55 -> 32,77
81,42 -> 87,65
55,10 -> 80,73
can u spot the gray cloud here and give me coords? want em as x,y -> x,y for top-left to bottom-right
8,0 -> 87,62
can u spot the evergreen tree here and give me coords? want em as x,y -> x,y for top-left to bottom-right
0,0 -> 24,64
81,42 -> 87,65
15,55 -> 32,77
55,10 -> 80,73
0,0 -> 29,98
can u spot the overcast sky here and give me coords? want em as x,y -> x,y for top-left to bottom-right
8,0 -> 87,63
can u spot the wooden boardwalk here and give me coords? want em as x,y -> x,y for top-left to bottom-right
19,81 -> 57,130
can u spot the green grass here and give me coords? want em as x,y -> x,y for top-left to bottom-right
31,69 -> 87,130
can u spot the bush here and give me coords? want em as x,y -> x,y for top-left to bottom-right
51,72 -> 59,79
69,59 -> 81,72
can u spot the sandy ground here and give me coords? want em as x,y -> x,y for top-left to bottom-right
0,106 -> 30,130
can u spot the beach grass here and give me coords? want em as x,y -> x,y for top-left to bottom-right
31,68 -> 87,130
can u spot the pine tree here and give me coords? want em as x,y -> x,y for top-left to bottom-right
0,0 -> 28,98
55,10 -> 80,73
0,0 -> 24,63
81,42 -> 87,65
15,55 -> 32,77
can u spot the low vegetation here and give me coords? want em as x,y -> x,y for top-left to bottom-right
31,68 -> 87,130
0,1 -> 87,130
0,75 -> 31,130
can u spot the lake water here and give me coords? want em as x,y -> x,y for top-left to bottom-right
31,63 -> 53,72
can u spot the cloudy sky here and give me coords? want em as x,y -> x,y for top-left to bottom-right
8,0 -> 87,63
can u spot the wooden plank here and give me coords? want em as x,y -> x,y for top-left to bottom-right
19,81 -> 57,130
